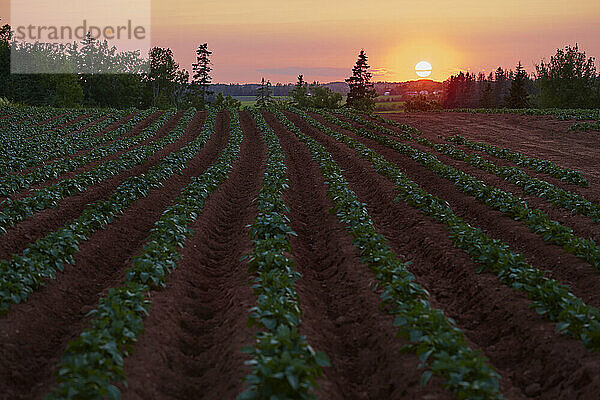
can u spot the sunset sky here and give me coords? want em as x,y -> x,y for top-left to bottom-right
2,0 -> 600,83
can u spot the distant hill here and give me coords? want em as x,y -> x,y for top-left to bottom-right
374,80 -> 443,96
210,79 -> 443,97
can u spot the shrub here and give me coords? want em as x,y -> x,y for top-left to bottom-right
404,95 -> 441,112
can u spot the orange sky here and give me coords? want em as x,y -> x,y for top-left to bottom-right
2,0 -> 600,83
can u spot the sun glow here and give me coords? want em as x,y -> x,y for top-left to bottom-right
415,61 -> 432,78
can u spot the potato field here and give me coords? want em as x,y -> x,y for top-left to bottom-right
1,105 -> 600,399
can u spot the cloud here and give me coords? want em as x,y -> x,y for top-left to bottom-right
370,67 -> 392,77
256,66 -> 350,77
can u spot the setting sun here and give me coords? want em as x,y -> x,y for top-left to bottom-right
415,61 -> 432,78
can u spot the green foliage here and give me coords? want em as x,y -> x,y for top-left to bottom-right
239,108 -> 328,400
404,95 -> 441,112
277,107 -> 503,399
289,75 -> 342,109
0,109 -> 155,197
190,43 -> 213,109
341,111 -> 600,268
325,108 -> 600,352
445,134 -> 588,186
288,74 -> 310,108
213,92 -> 242,110
0,109 -> 112,174
308,84 -> 342,109
569,120 -> 600,132
0,109 -> 199,314
536,44 -> 598,108
48,109 -> 243,399
256,78 -> 273,108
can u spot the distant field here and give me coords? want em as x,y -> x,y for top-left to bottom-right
375,98 -> 405,112
232,95 -> 287,106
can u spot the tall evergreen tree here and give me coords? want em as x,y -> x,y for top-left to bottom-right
508,61 -> 530,108
256,77 -> 272,107
480,82 -> 494,108
345,50 -> 377,112
494,67 -> 508,107
191,43 -> 212,108
289,74 -> 310,107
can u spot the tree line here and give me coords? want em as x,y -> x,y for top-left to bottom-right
0,19 -> 214,109
442,44 -> 600,109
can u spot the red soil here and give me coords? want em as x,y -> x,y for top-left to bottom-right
266,112 -> 452,399
121,111 -> 265,399
0,110 -> 232,399
0,111 -> 180,261
2,110 -> 600,400
285,110 -> 600,399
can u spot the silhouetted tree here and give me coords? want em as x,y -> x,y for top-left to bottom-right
480,82 -> 494,108
536,44 -> 598,108
191,43 -> 212,109
256,77 -> 273,107
213,92 -> 242,110
0,19 -> 10,97
494,67 -> 509,107
308,82 -> 342,109
345,50 -> 377,112
143,47 -> 179,107
289,74 -> 310,107
508,61 -> 530,108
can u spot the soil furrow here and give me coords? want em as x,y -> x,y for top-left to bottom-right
12,110 -> 144,181
366,113 -> 600,204
286,110 -> 600,400
0,112 -> 184,261
265,112 -> 453,400
8,111 -> 161,199
319,114 -> 600,308
384,112 -> 600,182
0,110 -> 228,400
121,111 -> 265,400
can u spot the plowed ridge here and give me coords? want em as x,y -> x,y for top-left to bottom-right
1,107 -> 600,400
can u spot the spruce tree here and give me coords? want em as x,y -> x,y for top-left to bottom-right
480,82 -> 494,108
256,77 -> 273,107
508,61 -> 530,108
289,74 -> 310,107
345,50 -> 377,112
191,43 -> 213,108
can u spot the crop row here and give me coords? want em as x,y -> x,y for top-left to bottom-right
0,109 -> 199,314
0,110 -> 176,232
290,107 -> 600,351
341,112 -> 600,224
1,109 -> 119,174
238,109 -> 329,400
46,109 -> 242,399
0,107 -> 61,136
444,135 -> 589,187
569,120 -> 600,132
339,109 -> 589,187
3,109 -> 102,151
445,108 -> 600,121
364,115 -> 596,215
0,109 -> 156,197
0,107 -> 77,143
322,110 -> 600,269
275,107 -> 504,399
430,144 -> 600,222
0,109 -> 89,167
